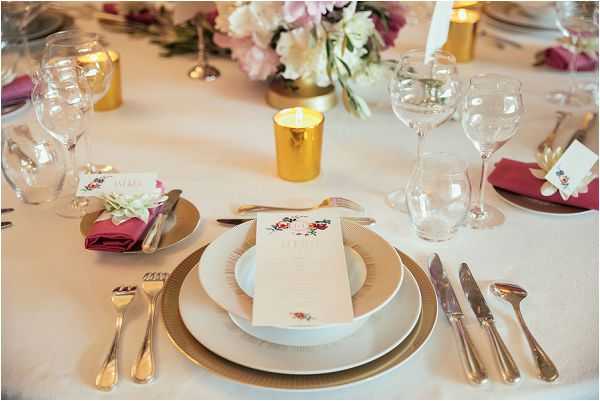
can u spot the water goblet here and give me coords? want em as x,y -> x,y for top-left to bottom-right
547,1 -> 599,107
41,30 -> 115,174
462,74 -> 523,229
406,152 -> 471,241
387,49 -> 461,210
31,64 -> 94,218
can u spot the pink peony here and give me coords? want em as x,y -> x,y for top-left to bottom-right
213,33 -> 280,81
283,1 -> 348,26
373,3 -> 406,49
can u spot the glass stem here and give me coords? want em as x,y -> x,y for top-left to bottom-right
416,127 -> 427,168
477,154 -> 489,216
19,26 -> 34,73
65,141 -> 79,194
196,16 -> 207,67
567,35 -> 579,96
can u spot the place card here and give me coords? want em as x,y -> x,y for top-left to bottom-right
252,213 -> 354,327
77,173 -> 158,197
545,140 -> 598,197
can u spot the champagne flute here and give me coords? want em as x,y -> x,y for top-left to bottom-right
547,1 -> 598,107
462,74 -> 523,229
31,64 -> 93,218
41,30 -> 115,174
387,49 -> 461,210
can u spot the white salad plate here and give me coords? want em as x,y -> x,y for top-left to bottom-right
199,220 -> 404,324
180,261 -> 422,375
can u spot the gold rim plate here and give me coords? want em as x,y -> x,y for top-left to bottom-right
493,186 -> 591,216
80,197 -> 200,253
161,246 -> 437,390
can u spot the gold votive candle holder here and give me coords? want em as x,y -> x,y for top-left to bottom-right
78,50 -> 122,111
442,8 -> 480,63
273,107 -> 324,182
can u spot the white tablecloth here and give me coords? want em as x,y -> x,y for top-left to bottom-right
2,5 -> 598,399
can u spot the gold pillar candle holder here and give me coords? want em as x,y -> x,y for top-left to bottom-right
273,107 -> 324,182
266,77 -> 337,113
442,8 -> 480,63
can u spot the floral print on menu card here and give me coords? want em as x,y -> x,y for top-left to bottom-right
267,215 -> 331,236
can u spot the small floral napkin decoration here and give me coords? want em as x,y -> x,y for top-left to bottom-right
530,147 -> 596,200
96,189 -> 168,225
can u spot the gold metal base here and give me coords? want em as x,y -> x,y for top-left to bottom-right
188,64 -> 220,81
266,77 -> 337,113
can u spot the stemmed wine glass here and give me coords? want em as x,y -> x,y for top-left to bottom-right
1,1 -> 45,73
31,64 -> 93,218
387,49 -> 461,210
547,1 -> 599,107
462,74 -> 523,229
41,30 -> 114,174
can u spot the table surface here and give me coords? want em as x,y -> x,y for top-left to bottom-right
2,4 -> 599,400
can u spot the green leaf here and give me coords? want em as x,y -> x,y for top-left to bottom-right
345,35 -> 354,52
336,56 -> 352,77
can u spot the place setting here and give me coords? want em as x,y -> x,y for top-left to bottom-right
1,1 -> 599,399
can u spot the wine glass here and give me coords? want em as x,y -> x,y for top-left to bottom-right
462,74 -> 523,229
31,64 -> 93,218
1,1 -> 46,73
41,30 -> 115,174
547,1 -> 599,107
387,49 -> 461,210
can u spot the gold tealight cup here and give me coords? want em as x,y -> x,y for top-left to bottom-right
273,107 -> 324,182
78,50 -> 122,111
442,8 -> 480,63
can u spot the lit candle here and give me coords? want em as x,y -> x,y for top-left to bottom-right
273,107 -> 324,182
77,50 -> 122,111
442,8 -> 480,63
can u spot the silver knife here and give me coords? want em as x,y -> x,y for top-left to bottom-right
429,254 -> 487,385
142,190 -> 182,254
459,263 -> 521,384
216,217 -> 376,226
566,111 -> 597,148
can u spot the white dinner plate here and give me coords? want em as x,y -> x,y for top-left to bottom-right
180,262 -> 422,375
199,220 -> 404,324
484,2 -> 558,31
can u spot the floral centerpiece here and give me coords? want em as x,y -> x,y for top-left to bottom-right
213,1 -> 406,118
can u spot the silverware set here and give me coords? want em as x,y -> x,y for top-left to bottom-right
96,272 -> 169,392
429,254 -> 558,385
537,111 -> 596,154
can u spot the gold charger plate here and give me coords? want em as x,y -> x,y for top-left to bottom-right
493,186 -> 592,216
80,198 -> 200,253
161,246 -> 437,390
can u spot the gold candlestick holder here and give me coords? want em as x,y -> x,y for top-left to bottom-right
273,107 -> 324,182
443,8 -> 480,63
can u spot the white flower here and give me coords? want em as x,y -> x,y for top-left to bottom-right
98,191 -> 168,225
220,2 -> 283,48
276,26 -> 331,86
343,5 -> 374,49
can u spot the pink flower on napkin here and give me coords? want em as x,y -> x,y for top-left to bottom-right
214,33 -> 279,81
487,158 -> 599,210
543,46 -> 598,71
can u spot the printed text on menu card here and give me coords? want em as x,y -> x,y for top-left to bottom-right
252,213 -> 354,327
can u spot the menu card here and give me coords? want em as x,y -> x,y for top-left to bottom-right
252,213 -> 353,327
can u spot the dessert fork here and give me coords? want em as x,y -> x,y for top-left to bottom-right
131,272 -> 169,383
237,197 -> 364,214
96,285 -> 137,391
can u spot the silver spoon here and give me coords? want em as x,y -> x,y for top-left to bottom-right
490,282 -> 559,382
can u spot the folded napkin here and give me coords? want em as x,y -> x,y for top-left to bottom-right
84,182 -> 165,252
488,158 -> 599,210
1,75 -> 33,107
542,46 -> 598,72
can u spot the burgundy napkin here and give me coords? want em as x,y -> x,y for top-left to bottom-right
488,158 -> 599,210
543,46 -> 598,72
85,181 -> 165,252
1,75 -> 33,107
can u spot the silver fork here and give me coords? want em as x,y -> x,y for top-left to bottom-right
131,272 -> 169,384
237,197 -> 364,214
96,285 -> 137,391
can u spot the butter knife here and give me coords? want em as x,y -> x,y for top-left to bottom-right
566,111 -> 597,149
141,190 -> 181,254
459,263 -> 521,384
429,254 -> 487,384
217,217 -> 376,226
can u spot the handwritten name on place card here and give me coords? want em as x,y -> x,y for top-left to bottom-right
77,173 -> 158,196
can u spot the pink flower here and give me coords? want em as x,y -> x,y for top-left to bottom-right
373,3 -> 406,49
214,33 -> 280,81
283,1 -> 348,26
